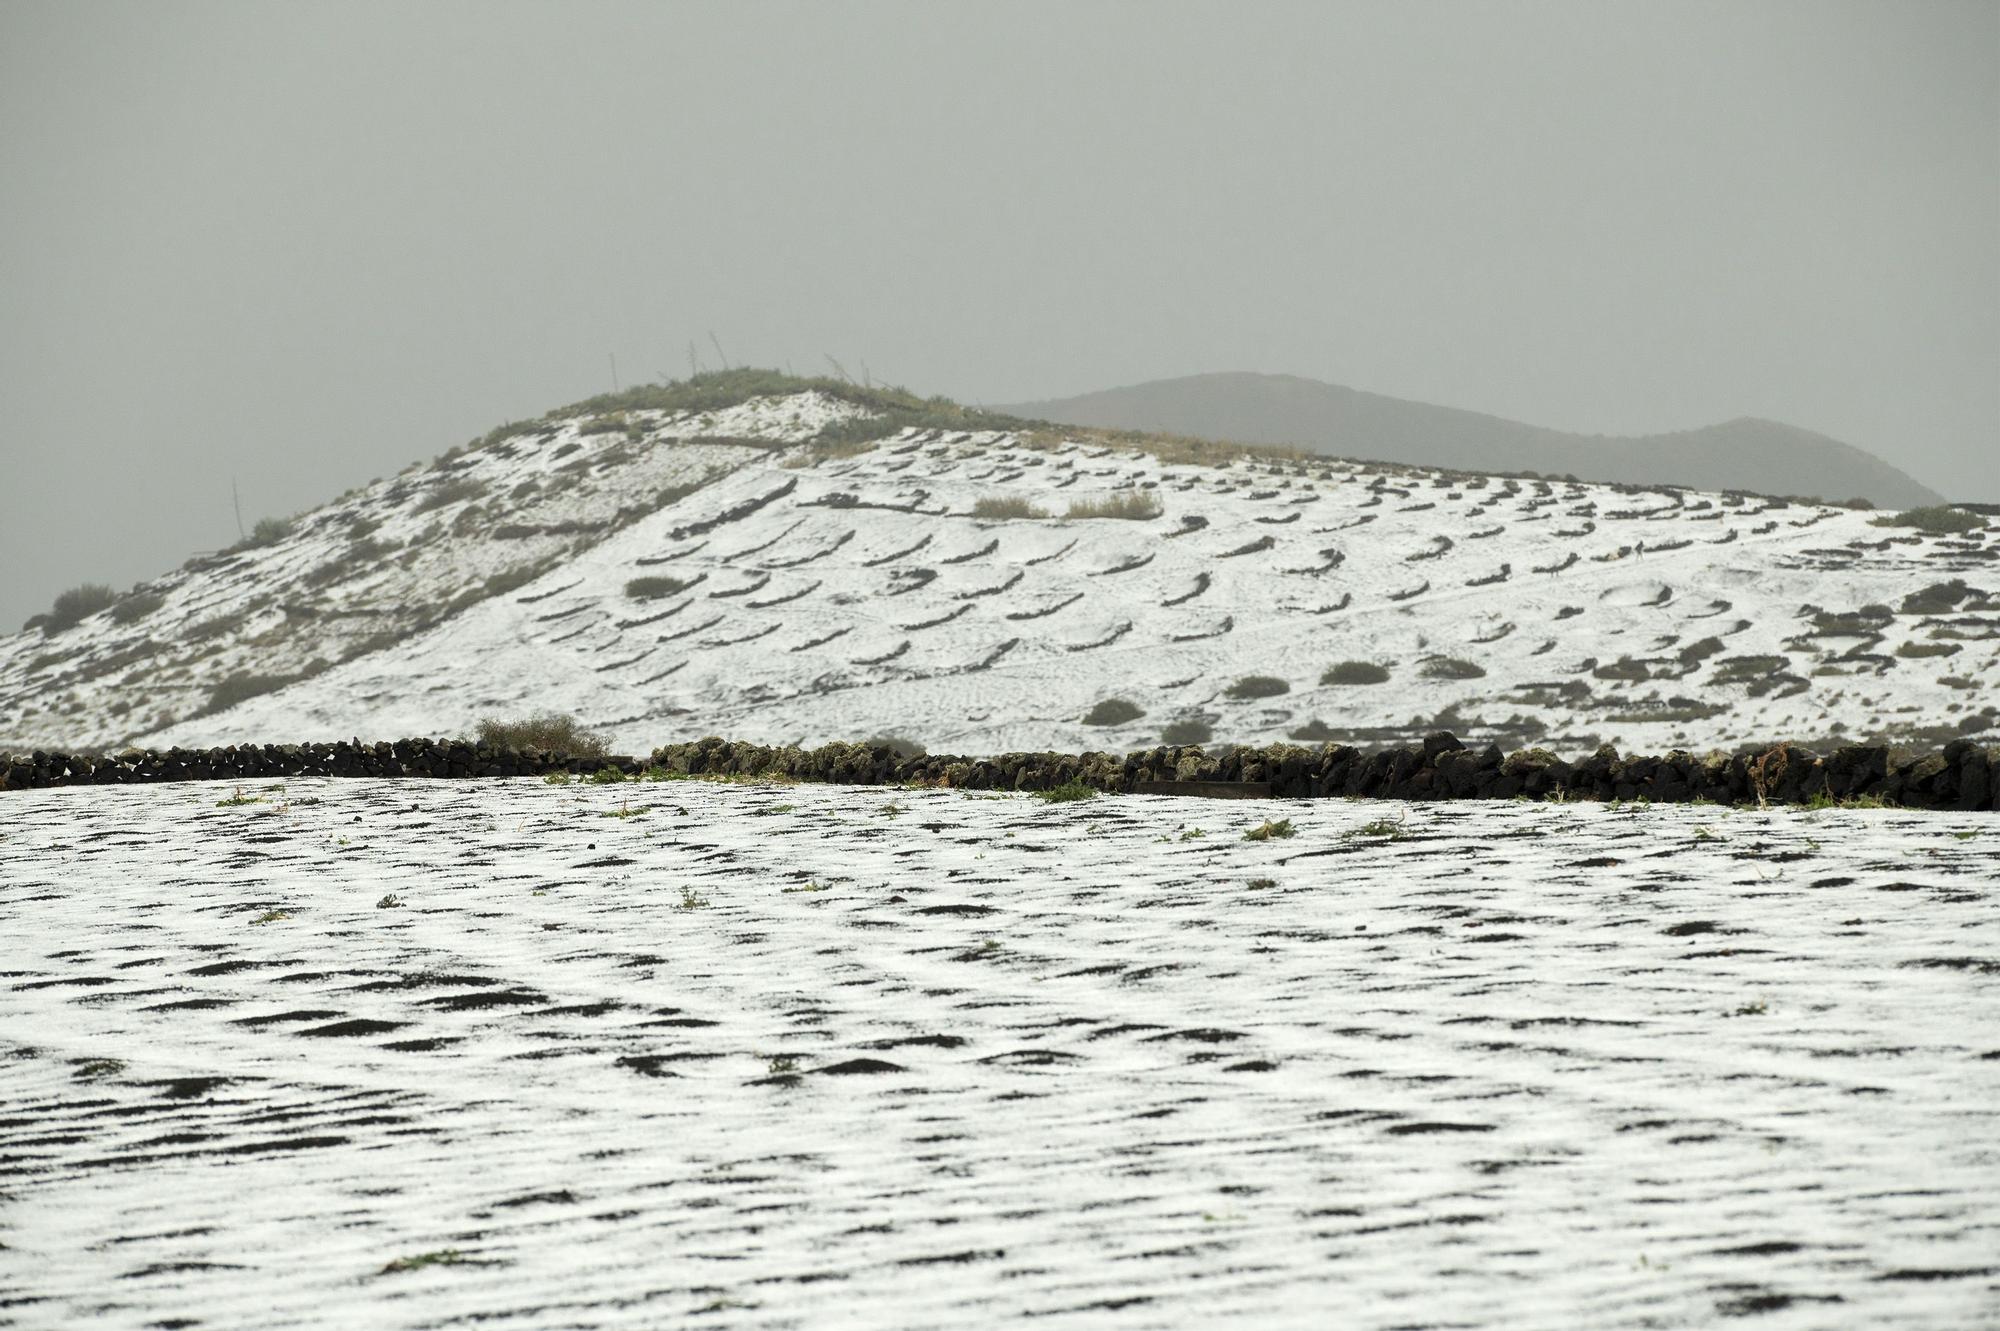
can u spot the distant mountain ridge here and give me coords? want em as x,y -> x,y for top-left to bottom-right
996,372 -> 1943,509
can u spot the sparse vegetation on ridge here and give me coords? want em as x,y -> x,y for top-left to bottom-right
108,591 -> 166,626
1869,505 -> 1984,535
29,583 -> 118,634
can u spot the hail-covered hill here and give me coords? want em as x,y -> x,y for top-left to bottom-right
2,373 -> 1995,757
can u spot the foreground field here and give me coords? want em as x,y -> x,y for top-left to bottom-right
2,779 -> 1996,1328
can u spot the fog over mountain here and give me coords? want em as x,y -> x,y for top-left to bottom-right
1000,373 -> 1946,509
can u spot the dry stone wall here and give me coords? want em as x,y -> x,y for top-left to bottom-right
3,734 -> 1997,810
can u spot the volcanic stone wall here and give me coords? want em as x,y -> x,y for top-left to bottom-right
3,733 -> 1998,810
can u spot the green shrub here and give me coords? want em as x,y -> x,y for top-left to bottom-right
1224,675 -> 1290,700
41,583 -> 118,632
203,672 -> 299,715
484,563 -> 552,599
625,575 -> 690,601
1321,661 -> 1390,686
1420,657 -> 1487,681
183,614 -> 237,644
243,516 -> 292,548
1288,719 -> 1337,742
972,496 -> 1048,520
474,713 -> 610,759
1034,780 -> 1098,803
414,476 -> 487,513
1896,640 -> 1961,658
1064,492 -> 1162,521
1870,505 -> 1984,535
1082,698 -> 1145,726
1161,718 -> 1213,746
1591,658 -> 1648,681
108,590 -> 166,626
1243,819 -> 1296,841
868,734 -> 927,758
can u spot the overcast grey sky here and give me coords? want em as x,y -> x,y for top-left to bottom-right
3,0 -> 1994,631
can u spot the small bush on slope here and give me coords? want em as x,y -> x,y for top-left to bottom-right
1421,657 -> 1487,681
1225,675 -> 1290,700
1082,698 -> 1146,726
37,583 -> 118,633
1161,718 -> 1214,746
1322,661 -> 1390,686
108,591 -> 166,626
973,496 -> 1048,520
1065,492 -> 1162,521
474,713 -> 610,760
625,575 -> 690,601
235,516 -> 293,550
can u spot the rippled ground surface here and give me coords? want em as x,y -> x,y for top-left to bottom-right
3,778 -> 1996,1329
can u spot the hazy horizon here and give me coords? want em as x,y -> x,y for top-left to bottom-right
3,0 -> 1995,632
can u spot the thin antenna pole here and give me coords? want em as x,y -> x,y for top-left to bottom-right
231,476 -> 245,541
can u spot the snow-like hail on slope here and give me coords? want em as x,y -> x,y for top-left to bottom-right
2,777 -> 1996,1328
3,390 -> 1994,756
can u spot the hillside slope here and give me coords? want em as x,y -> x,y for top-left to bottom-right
2,376 -> 1993,757
998,372 -> 1945,509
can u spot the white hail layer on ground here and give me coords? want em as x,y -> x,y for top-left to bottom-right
2,779 -> 1995,1328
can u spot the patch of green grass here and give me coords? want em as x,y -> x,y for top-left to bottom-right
1804,790 -> 1890,811
1034,780 -> 1099,803
1161,718 -> 1214,746
677,886 -> 709,911
782,880 -> 828,893
380,1249 -> 470,1276
1243,819 -> 1295,841
75,1058 -> 125,1080
588,767 -> 631,785
1347,817 -> 1406,840
215,787 -> 263,807
376,893 -> 404,909
600,802 -> 650,819
250,910 -> 291,925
